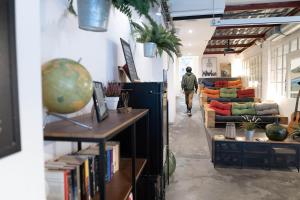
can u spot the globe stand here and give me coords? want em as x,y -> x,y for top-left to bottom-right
48,113 -> 93,130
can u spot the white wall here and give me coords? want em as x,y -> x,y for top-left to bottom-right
201,54 -> 235,77
0,0 -> 46,199
41,0 -> 165,160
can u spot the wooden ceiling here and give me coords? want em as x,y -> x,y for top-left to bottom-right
204,1 -> 300,55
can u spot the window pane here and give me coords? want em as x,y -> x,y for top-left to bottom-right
277,56 -> 283,69
277,70 -> 282,82
284,43 -> 289,54
277,47 -> 283,56
291,38 -> 298,52
271,70 -> 276,82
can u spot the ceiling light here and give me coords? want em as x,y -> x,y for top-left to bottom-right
211,16 -> 300,27
156,12 -> 162,16
188,29 -> 193,33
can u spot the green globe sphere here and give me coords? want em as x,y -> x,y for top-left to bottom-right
42,58 -> 93,114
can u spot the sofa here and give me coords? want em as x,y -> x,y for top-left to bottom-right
203,102 -> 288,128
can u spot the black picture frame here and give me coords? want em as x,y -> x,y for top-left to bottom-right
120,38 -> 139,82
93,81 -> 109,122
0,0 -> 21,159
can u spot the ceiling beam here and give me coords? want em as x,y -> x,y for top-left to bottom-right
204,50 -> 242,55
211,34 -> 264,40
206,43 -> 253,49
216,24 -> 277,29
225,1 -> 300,11
172,14 -> 223,21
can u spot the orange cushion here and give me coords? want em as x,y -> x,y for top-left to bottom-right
205,93 -> 220,98
228,84 -> 243,88
210,100 -> 231,110
203,88 -> 220,95
228,80 -> 242,86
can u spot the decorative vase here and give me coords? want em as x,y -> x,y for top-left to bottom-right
105,97 -> 119,110
225,122 -> 236,139
77,0 -> 111,32
144,42 -> 157,58
164,151 -> 176,177
266,123 -> 288,141
245,130 -> 255,141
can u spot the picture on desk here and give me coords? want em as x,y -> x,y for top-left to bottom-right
93,81 -> 109,122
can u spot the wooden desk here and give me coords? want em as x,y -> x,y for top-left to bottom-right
44,109 -> 149,200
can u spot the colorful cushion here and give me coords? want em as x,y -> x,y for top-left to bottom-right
203,88 -> 220,95
215,81 -> 228,88
209,106 -> 231,116
220,93 -> 237,98
205,93 -> 220,98
228,84 -> 243,88
255,103 -> 279,115
202,80 -> 214,87
210,100 -> 231,110
232,102 -> 256,115
220,88 -> 237,94
228,80 -> 242,86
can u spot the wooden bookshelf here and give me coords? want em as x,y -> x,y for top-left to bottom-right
94,159 -> 147,200
44,109 -> 149,200
44,109 -> 148,141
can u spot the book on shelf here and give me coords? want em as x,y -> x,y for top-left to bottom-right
45,142 -> 120,200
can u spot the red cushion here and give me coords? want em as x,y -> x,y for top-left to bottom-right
209,106 -> 231,116
237,89 -> 255,95
214,81 -> 228,88
210,100 -> 231,110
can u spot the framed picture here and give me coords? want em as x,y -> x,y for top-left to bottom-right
120,38 -> 139,82
0,0 -> 21,159
220,63 -> 231,77
201,57 -> 217,77
93,82 -> 109,122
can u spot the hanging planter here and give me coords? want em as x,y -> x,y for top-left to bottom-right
144,42 -> 157,58
77,0 -> 111,32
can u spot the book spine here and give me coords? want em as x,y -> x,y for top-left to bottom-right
76,166 -> 81,200
106,150 -> 111,182
94,155 -> 100,192
68,171 -> 73,200
84,160 -> 90,200
88,157 -> 95,198
64,171 -> 69,200
79,163 -> 85,200
110,148 -> 113,179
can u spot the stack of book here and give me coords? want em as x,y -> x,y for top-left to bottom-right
45,142 -> 120,200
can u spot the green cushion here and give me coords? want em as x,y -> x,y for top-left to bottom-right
220,92 -> 237,98
232,108 -> 256,115
232,102 -> 254,109
232,102 -> 256,115
220,88 -> 237,94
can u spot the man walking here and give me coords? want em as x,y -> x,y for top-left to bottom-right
181,66 -> 198,116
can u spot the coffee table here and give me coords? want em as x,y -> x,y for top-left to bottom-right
206,128 -> 300,171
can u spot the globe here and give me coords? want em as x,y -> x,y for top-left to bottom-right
42,58 -> 93,114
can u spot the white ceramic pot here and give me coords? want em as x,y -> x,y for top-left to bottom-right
105,97 -> 119,110
245,130 -> 255,141
144,42 -> 157,58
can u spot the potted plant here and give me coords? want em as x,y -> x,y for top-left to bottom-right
75,0 -> 112,32
104,82 -> 122,110
131,20 -> 182,60
112,0 -> 159,19
241,116 -> 261,141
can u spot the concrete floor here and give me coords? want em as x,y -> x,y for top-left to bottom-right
166,96 -> 300,200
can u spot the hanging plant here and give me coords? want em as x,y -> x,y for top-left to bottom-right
131,19 -> 182,60
67,0 -> 77,16
112,0 -> 159,19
